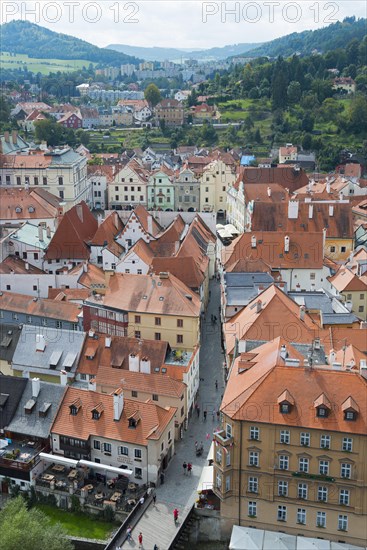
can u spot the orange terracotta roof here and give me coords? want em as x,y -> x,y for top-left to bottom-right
328,266 -> 367,292
87,164 -> 117,183
151,256 -> 206,289
222,231 -> 324,270
1,152 -> 52,169
123,239 -> 155,266
77,334 -> 168,376
45,202 -> 98,260
96,365 -> 185,399
0,256 -> 44,274
78,263 -> 105,289
0,291 -> 81,322
91,212 -> 124,246
48,288 -> 90,302
98,272 -> 201,317
234,166 -> 309,193
52,386 -> 176,444
244,184 -> 289,203
222,338 -> 367,435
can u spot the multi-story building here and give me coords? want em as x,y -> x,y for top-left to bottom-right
147,168 -> 175,211
109,159 -> 149,210
155,99 -> 184,126
87,165 -> 116,210
51,386 -> 176,485
0,148 -> 90,210
214,337 -> 367,547
0,187 -> 64,230
328,266 -> 367,321
174,167 -> 200,211
200,157 -> 236,216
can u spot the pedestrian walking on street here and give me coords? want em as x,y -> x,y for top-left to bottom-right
154,545 -> 159,550
212,409 -> 215,421
160,471 -> 165,485
215,379 -> 218,390
197,404 -> 200,417
126,525 -> 133,541
183,461 -> 187,475
203,410 -> 207,421
153,493 -> 156,506
187,462 -> 192,475
173,508 -> 179,524
216,410 -> 220,421
138,532 -> 143,548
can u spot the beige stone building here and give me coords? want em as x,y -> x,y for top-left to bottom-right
200,157 -> 237,216
214,338 -> 367,547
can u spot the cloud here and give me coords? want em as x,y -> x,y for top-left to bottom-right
1,0 -> 366,49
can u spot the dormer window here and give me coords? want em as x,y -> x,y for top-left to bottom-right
342,396 -> 359,421
91,403 -> 103,420
129,418 -> 137,428
70,405 -> 78,416
277,389 -> 295,415
92,410 -> 100,420
314,393 -> 331,419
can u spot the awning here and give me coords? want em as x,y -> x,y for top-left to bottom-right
197,465 -> 213,493
297,539 -> 330,550
207,441 -> 214,463
263,531 -> 296,550
39,453 -> 78,466
229,526 -> 265,550
78,460 -> 132,476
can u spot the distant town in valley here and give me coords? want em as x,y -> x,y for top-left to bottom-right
0,12 -> 366,550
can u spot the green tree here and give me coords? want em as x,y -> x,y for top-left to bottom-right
287,81 -> 302,104
271,56 -> 289,110
201,122 -> 217,145
144,83 -> 161,107
347,95 -> 367,133
302,133 -> 313,150
0,496 -> 73,550
301,113 -> 315,133
34,119 -> 64,146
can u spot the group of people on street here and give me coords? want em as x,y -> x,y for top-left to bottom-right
182,461 -> 192,475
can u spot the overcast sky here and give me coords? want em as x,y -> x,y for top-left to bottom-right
1,1 -> 366,49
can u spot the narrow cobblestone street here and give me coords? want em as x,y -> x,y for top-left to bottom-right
121,279 -> 224,549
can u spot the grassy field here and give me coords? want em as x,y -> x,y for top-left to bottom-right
37,504 -> 118,540
1,52 -> 94,74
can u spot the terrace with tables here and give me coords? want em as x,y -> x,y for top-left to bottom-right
35,461 -> 147,514
0,438 -> 46,472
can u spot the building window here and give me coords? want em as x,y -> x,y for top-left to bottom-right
317,406 -> 328,418
177,334 -> 183,344
319,460 -> 329,476
56,321 -> 62,329
280,403 -> 290,414
135,467 -> 142,479
103,443 -> 112,453
119,446 -> 129,456
216,472 -> 222,489
317,511 -> 326,528
248,501 -> 257,517
320,434 -> 331,449
33,285 -> 38,292
226,424 -> 232,438
111,263 -> 116,270
342,438 -> 353,452
341,246 -> 346,253
34,177 -> 39,185
298,483 -> 308,500
299,457 -> 309,473
300,432 -> 310,446
330,246 -> 336,253
278,480 -> 288,497
43,177 -> 47,185
17,177 -> 21,185
152,394 -> 158,401
338,515 -> 348,531
248,477 -> 258,493
58,177 -> 63,185
339,489 -> 350,506
216,448 -> 222,464
297,508 -> 306,525
318,486 -> 328,502
177,319 -> 183,328
310,272 -> 315,280
132,391 -> 138,397
134,331 -> 141,339
277,505 -> 287,522
358,305 -> 364,313
155,332 -> 161,341
279,455 -> 289,470
341,463 -> 351,479
134,315 -> 141,324
226,451 -> 231,466
280,430 -> 290,444
6,285 -> 11,290
59,190 -> 64,199
155,317 -> 161,326
249,427 -> 260,441
134,448 -> 142,459
93,440 -> 100,450
248,451 -> 259,467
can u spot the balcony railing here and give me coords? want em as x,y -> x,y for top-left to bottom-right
213,430 -> 233,447
292,471 -> 336,483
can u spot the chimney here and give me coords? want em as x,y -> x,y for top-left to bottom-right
280,344 -> 287,360
105,336 -> 111,348
147,214 -> 153,235
310,283 -> 316,292
267,186 -> 271,197
140,357 -> 151,374
339,191 -> 343,201
4,131 -> 10,143
46,226 -> 51,239
288,201 -> 299,219
25,262 -> 29,271
83,262 -> 88,273
12,130 -> 18,145
284,235 -> 290,253
326,180 -> 331,194
38,225 -> 44,242
257,285 -> 264,295
76,203 -> 83,223
299,305 -> 306,321
329,349 -> 336,364
308,204 -> 313,219
128,353 -> 139,372
251,235 -> 256,249
88,377 -> 96,391
113,388 -> 124,421
31,377 -> 41,397
329,205 -> 334,217
256,300 -> 262,313
295,283 -> 301,292
60,370 -> 68,386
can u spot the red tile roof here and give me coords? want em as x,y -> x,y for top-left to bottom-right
0,291 -> 81,322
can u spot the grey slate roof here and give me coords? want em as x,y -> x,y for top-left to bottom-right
0,374 -> 28,429
6,380 -> 66,439
12,326 -> 86,375
0,324 -> 22,365
321,313 -> 359,325
225,272 -> 274,306
244,340 -> 327,365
